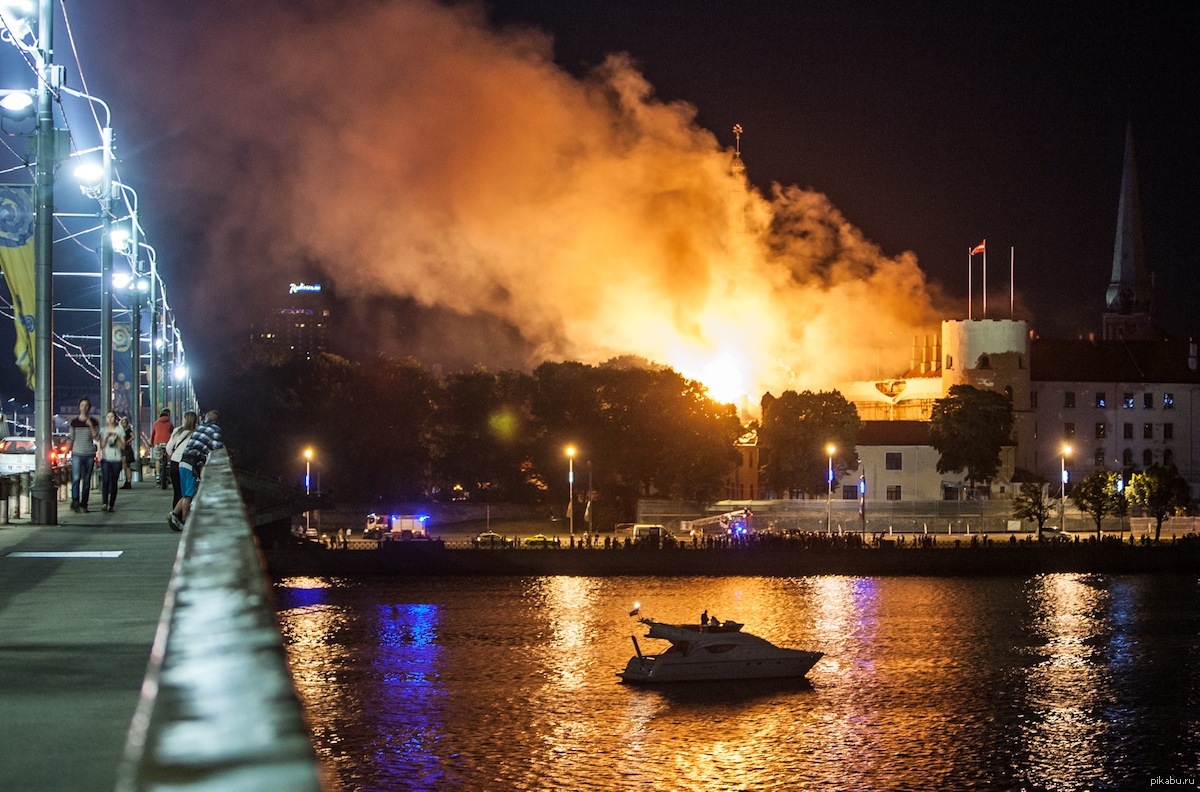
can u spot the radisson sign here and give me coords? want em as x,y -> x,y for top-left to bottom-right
289,282 -> 322,294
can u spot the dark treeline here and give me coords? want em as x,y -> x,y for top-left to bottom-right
209,347 -> 742,524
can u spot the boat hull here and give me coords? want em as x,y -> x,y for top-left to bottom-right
618,650 -> 822,684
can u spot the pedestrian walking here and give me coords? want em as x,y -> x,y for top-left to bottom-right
164,411 -> 197,511
98,411 -> 125,512
168,410 -> 223,531
68,397 -> 99,513
119,416 -> 135,488
149,408 -> 174,488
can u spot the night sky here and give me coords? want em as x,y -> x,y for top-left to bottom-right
1,1 -> 1196,400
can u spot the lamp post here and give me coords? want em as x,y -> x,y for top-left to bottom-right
1060,443 -> 1072,532
304,447 -> 313,534
129,274 -> 148,479
826,443 -> 836,534
566,445 -> 576,539
30,0 -> 60,524
64,88 -> 115,422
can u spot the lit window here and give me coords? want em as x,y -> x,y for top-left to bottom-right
885,452 -> 902,470
886,485 -> 902,501
1123,393 -> 1135,408
1164,393 -> 1175,410
1095,392 -> 1107,408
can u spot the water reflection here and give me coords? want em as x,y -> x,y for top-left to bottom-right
368,603 -> 445,791
273,575 -> 1200,792
1019,573 -> 1114,791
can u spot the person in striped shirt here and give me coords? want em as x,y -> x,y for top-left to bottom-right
167,410 -> 223,531
68,397 -> 99,513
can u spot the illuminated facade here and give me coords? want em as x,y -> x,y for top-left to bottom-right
1029,338 -> 1199,499
253,281 -> 332,359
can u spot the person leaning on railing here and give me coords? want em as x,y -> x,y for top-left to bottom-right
167,410 -> 223,532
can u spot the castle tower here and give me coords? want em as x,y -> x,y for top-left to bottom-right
1102,125 -> 1153,340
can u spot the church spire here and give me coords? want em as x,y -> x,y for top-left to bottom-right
1102,124 -> 1153,340
730,123 -> 745,179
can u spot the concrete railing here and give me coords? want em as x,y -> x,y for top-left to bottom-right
115,449 -> 324,792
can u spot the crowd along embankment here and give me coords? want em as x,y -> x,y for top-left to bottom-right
263,541 -> 1200,578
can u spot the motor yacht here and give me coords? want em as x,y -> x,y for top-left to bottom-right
617,617 -> 822,683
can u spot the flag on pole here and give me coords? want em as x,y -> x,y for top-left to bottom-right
970,240 -> 986,256
0,185 -> 36,389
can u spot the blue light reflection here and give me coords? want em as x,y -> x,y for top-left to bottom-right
367,603 -> 446,791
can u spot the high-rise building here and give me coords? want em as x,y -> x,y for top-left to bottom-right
252,280 -> 332,359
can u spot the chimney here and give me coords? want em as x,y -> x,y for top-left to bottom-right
911,336 -> 920,373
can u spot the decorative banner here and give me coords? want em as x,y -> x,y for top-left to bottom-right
0,185 -> 36,389
113,322 -> 133,416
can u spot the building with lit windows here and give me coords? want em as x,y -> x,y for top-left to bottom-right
252,280 -> 332,359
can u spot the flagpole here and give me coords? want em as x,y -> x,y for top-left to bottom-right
967,246 -> 972,320
982,247 -> 987,318
1010,246 -> 1015,318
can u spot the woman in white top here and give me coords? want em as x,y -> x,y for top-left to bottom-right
98,411 -> 126,513
165,411 -> 197,510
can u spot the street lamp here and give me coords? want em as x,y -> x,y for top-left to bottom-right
565,445 -> 576,539
6,0 -> 65,525
1060,443 -> 1072,532
303,447 -> 314,534
826,443 -> 836,534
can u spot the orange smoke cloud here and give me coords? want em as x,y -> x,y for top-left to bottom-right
122,0 -> 941,401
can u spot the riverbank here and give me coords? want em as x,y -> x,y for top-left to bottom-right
263,539 -> 1200,578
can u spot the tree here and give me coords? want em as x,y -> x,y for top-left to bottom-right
1128,464 -> 1191,541
1012,481 -> 1053,537
1071,469 -> 1125,539
757,390 -> 861,498
428,368 -> 537,501
929,384 -> 1014,490
528,360 -> 741,517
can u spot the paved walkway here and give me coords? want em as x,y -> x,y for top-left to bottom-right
0,479 -> 179,792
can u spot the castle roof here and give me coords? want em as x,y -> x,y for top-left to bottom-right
1030,338 -> 1200,384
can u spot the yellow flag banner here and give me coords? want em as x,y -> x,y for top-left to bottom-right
0,185 -> 36,389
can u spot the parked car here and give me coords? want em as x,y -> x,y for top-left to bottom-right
0,436 -> 35,476
524,534 -> 561,548
472,531 -> 511,548
1040,527 -> 1071,542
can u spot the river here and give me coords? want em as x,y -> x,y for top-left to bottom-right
275,574 -> 1200,791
